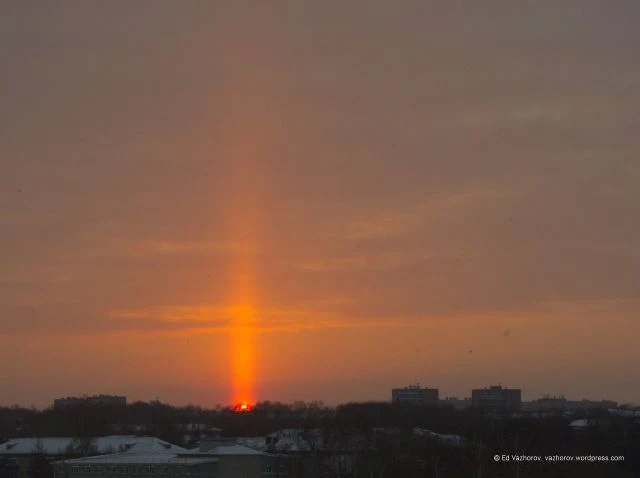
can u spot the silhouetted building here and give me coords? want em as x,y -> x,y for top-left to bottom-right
53,452 -> 219,478
522,397 -> 619,416
53,395 -> 126,410
392,385 -> 439,405
1,437 -> 186,478
440,397 -> 472,410
521,396 -> 569,416
569,399 -> 618,411
471,385 -> 521,414
198,444 -> 289,477
55,445 -> 290,478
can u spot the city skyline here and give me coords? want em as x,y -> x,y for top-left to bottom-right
8,383 -> 631,411
1,1 -> 639,409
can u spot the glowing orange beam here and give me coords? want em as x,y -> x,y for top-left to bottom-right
212,16 -> 285,407
230,304 -> 257,405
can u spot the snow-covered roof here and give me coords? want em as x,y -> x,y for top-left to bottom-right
95,437 -> 187,454
413,428 -> 468,448
0,438 -> 73,456
208,445 -> 265,456
608,409 -> 640,417
55,453 -> 217,466
237,429 -> 367,453
237,434 -> 316,453
180,424 -> 222,432
266,429 -> 322,439
0,437 -> 187,456
569,419 -> 592,429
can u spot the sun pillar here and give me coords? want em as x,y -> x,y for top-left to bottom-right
214,9 -> 282,408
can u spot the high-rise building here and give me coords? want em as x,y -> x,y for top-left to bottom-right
471,385 -> 521,414
391,385 -> 439,405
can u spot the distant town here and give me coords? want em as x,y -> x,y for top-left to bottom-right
1,387 -> 639,478
391,384 -> 627,417
46,384 -> 634,418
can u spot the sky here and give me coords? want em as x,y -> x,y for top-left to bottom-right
1,1 -> 639,409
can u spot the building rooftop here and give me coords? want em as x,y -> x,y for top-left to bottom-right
207,445 -> 266,456
413,428 -> 468,449
55,453 -> 218,466
0,437 -> 187,456
53,445 -> 271,466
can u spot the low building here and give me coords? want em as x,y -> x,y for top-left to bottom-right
53,452 -> 219,478
391,385 -> 439,405
440,397 -> 471,410
200,444 -> 288,478
471,385 -> 521,415
522,397 -> 619,417
0,437 -> 186,478
569,399 -> 618,411
53,445 -> 289,478
521,396 -> 569,416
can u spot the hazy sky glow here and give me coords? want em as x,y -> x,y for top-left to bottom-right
1,1 -> 639,408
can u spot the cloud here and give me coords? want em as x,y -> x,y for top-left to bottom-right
295,257 -> 369,272
84,238 -> 258,260
107,304 -> 388,335
327,182 -> 514,241
447,99 -> 616,130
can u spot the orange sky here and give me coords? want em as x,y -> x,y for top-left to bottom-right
1,1 -> 639,408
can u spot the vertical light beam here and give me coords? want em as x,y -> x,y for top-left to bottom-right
214,9 -> 283,407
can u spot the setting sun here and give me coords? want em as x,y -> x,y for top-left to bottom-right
233,401 -> 252,412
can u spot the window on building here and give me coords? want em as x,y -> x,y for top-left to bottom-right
82,466 -> 91,473
71,466 -> 79,473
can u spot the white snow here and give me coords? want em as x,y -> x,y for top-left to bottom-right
0,436 -> 187,456
413,428 -> 468,448
207,444 -> 266,456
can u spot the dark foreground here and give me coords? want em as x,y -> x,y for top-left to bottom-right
1,401 -> 639,477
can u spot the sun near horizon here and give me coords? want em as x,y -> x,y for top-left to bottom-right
229,303 -> 257,407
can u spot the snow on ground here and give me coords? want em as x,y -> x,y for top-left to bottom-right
413,428 -> 468,448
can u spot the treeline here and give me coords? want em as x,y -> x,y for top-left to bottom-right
1,400 -> 489,441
